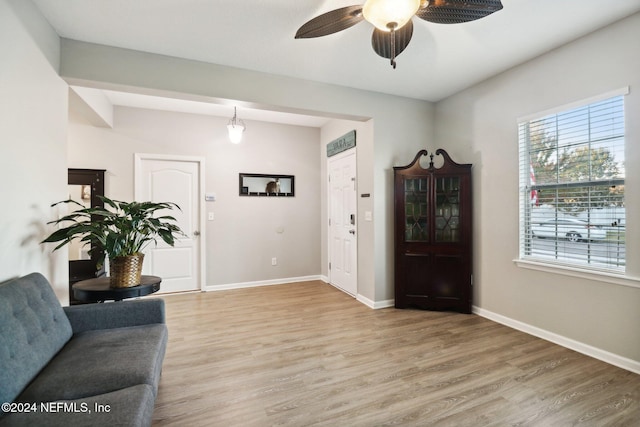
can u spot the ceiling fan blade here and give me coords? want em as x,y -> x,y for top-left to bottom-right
295,5 -> 365,38
371,20 -> 414,60
416,0 -> 503,24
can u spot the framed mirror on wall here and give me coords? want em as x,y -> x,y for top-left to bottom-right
67,168 -> 106,304
239,173 -> 295,197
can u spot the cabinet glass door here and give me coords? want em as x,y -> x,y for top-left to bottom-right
404,178 -> 429,242
435,177 -> 460,242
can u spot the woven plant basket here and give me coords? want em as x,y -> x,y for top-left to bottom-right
109,254 -> 145,288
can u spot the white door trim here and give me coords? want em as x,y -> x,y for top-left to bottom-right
134,153 -> 206,292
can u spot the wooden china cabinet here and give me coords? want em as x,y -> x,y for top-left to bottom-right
393,149 -> 472,314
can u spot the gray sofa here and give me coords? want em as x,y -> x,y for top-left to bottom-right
0,273 -> 168,427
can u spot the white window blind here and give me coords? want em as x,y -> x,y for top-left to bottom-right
518,93 -> 626,272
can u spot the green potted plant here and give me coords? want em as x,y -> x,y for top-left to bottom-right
42,196 -> 185,288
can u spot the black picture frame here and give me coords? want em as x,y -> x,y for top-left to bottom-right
238,173 -> 295,197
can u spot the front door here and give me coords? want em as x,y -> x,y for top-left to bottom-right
328,150 -> 357,296
135,154 -> 203,293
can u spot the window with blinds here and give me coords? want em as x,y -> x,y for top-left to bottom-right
518,91 -> 626,272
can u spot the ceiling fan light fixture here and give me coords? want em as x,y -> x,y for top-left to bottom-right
362,0 -> 421,32
227,107 -> 246,144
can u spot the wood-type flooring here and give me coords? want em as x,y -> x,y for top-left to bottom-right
152,281 -> 639,426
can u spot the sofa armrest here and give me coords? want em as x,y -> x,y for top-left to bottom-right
63,298 -> 165,334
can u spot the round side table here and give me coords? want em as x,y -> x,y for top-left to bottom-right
73,275 -> 162,303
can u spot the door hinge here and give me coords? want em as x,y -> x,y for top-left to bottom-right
329,262 -> 331,270
329,218 -> 331,226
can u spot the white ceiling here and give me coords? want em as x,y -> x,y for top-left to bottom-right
34,0 -> 640,124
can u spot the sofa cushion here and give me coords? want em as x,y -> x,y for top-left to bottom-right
16,323 -> 167,403
63,299 -> 166,334
0,384 -> 156,427
0,273 -> 72,404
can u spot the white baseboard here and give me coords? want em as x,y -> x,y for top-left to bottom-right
207,275 -> 397,310
317,277 -> 394,310
205,275 -> 323,292
357,294 -> 394,309
473,306 -> 640,375
356,293 -> 375,308
324,287 -> 393,310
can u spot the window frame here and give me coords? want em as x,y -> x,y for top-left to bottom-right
515,88 -> 638,287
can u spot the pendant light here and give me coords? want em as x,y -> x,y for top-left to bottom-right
227,107 -> 246,144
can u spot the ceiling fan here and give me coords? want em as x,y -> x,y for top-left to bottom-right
295,0 -> 503,69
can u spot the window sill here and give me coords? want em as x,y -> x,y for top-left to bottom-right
513,259 -> 640,289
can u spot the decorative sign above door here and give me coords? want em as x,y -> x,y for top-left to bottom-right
327,130 -> 356,157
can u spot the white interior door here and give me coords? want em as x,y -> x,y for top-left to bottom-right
328,150 -> 357,296
135,154 -> 203,293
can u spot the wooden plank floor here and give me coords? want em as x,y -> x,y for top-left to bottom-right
152,281 -> 640,426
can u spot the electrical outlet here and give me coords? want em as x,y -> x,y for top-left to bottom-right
208,212 -> 215,221
271,257 -> 277,266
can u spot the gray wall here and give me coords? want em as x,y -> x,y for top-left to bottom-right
0,0 -> 68,299
434,13 -> 640,364
68,106 -> 322,287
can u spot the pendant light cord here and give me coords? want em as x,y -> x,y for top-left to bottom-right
387,22 -> 397,69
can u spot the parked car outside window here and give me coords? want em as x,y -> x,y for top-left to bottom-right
531,218 -> 606,242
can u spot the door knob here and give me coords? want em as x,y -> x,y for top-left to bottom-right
193,231 -> 201,236
349,229 -> 356,235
